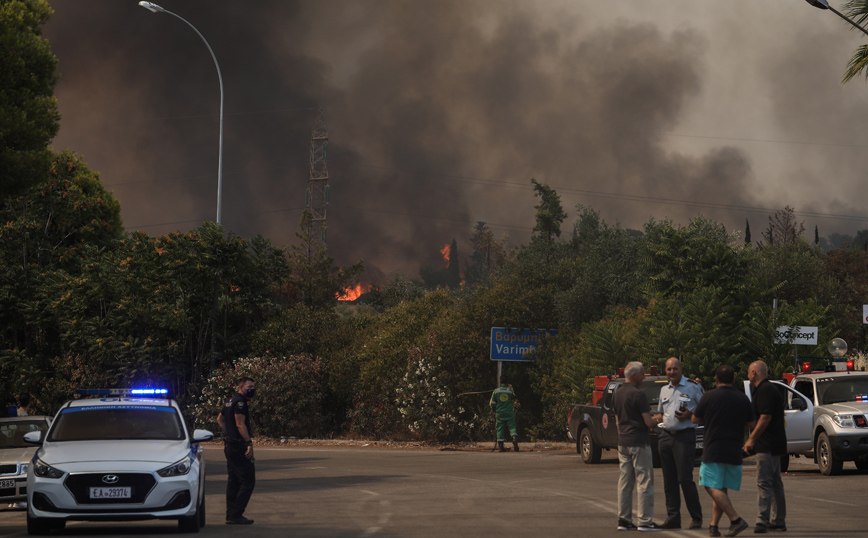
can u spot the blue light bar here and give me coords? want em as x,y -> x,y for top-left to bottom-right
74,388 -> 169,396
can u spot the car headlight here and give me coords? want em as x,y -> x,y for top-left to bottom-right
157,455 -> 193,477
33,457 -> 65,479
833,414 -> 856,428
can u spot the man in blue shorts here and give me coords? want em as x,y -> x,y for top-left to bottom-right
692,365 -> 755,537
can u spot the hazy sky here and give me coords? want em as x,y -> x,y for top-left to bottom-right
41,1 -> 868,283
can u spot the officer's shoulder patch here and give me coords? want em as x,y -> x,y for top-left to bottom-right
237,402 -> 245,408
686,378 -> 699,384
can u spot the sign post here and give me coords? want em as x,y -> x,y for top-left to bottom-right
490,327 -> 558,386
774,326 -> 818,372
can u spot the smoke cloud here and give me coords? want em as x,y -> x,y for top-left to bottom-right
42,1 -> 868,282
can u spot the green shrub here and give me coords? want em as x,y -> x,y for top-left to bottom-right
190,354 -> 327,438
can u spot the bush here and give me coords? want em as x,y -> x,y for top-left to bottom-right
190,354 -> 327,438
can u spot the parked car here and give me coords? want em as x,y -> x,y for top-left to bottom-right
1,416 -> 52,508
567,373 -> 704,467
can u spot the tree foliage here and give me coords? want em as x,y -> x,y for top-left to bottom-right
0,0 -> 60,198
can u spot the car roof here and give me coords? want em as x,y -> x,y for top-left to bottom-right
65,398 -> 175,409
0,415 -> 51,422
796,371 -> 868,380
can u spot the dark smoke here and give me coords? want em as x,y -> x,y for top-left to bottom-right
43,1 -> 763,283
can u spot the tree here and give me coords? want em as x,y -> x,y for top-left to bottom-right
287,210 -> 363,310
762,206 -> 805,246
465,222 -> 511,286
745,219 -> 752,244
841,1 -> 868,83
530,178 -> 567,243
0,0 -> 60,198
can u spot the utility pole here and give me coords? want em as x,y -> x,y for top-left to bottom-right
305,107 -> 330,251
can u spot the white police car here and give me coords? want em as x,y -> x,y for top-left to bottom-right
25,389 -> 212,535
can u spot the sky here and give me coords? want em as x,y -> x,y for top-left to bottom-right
40,0 -> 868,284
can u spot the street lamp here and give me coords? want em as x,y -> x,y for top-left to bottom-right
138,1 -> 225,225
805,0 -> 868,38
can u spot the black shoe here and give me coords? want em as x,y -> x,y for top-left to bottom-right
725,518 -> 749,537
512,434 -> 519,452
754,523 -> 767,534
690,519 -> 703,529
767,524 -> 787,532
709,526 -> 721,537
617,519 -> 638,531
662,520 -> 681,529
225,517 -> 254,525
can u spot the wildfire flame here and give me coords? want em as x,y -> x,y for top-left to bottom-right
337,283 -> 366,301
440,244 -> 450,264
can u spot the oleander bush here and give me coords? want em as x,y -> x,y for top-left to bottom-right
190,354 -> 327,439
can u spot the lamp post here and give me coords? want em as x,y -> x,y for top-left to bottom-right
138,1 -> 225,225
805,0 -> 868,38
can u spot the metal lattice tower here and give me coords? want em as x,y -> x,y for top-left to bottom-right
305,107 -> 330,244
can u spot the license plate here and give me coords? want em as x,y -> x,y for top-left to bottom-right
0,479 -> 16,488
90,487 -> 131,499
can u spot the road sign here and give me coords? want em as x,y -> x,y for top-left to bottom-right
490,327 -> 557,362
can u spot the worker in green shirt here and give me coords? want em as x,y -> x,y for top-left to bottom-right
490,376 -> 519,452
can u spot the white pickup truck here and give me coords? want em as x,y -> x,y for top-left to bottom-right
751,369 -> 868,475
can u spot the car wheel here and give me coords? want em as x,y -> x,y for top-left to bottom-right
579,428 -> 601,464
198,492 -> 206,527
780,454 -> 789,474
854,458 -> 868,472
179,508 -> 201,534
26,512 -> 53,536
817,432 -> 843,476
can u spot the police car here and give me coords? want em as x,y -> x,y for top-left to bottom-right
24,389 -> 213,534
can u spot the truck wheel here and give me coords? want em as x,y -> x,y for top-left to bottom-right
579,428 -> 601,464
780,454 -> 789,474
817,432 -> 843,476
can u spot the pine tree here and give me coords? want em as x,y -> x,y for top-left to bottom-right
745,219 -> 751,244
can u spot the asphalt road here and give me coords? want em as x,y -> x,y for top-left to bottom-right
1,443 -> 866,537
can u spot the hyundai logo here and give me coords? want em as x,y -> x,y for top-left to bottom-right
101,475 -> 119,484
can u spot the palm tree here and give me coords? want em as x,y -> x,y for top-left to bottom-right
841,1 -> 868,83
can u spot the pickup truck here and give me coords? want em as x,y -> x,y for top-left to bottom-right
752,366 -> 868,475
567,374 -> 703,467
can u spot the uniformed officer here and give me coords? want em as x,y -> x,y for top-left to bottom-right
217,377 -> 257,525
490,376 -> 519,452
654,357 -> 704,529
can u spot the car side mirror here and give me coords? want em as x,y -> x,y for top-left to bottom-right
192,429 -> 214,442
791,398 -> 807,411
23,431 -> 43,444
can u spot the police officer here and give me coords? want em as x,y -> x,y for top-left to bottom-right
654,357 -> 704,529
217,377 -> 256,525
490,376 -> 519,452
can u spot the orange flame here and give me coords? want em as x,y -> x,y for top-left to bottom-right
337,283 -> 366,301
440,244 -> 450,264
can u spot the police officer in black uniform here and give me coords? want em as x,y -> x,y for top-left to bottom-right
217,377 -> 256,525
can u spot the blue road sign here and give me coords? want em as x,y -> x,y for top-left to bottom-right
490,327 -> 558,362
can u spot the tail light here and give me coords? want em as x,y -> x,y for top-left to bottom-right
802,362 -> 812,373
847,360 -> 855,371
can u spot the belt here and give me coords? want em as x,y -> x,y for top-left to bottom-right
661,428 -> 695,435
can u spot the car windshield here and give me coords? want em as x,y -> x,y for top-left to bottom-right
642,381 -> 667,406
48,405 -> 184,442
816,376 -> 868,405
0,419 -> 50,449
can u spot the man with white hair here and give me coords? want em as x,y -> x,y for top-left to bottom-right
614,361 -> 663,532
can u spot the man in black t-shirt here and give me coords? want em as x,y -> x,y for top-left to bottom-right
217,377 -> 257,525
692,365 -> 755,537
744,361 -> 787,533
